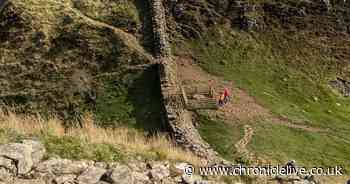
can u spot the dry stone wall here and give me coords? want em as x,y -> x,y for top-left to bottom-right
149,0 -> 220,164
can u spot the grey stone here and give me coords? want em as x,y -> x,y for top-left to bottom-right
30,171 -> 55,183
181,174 -> 203,184
13,179 -> 46,184
54,174 -> 76,184
77,166 -> 106,184
127,160 -> 147,172
330,78 -> 350,97
148,162 -> 170,181
109,165 -> 134,184
0,141 -> 46,175
94,162 -> 108,169
0,143 -> 33,174
0,168 -> 13,182
174,163 -> 189,176
293,180 -> 312,184
96,182 -> 110,184
132,171 -> 151,184
0,156 -> 15,171
36,158 -> 89,175
22,140 -> 46,165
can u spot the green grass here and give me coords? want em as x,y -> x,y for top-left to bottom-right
95,66 -> 163,131
43,135 -> 123,162
0,128 -> 123,162
197,113 -> 244,161
176,25 -> 350,169
180,26 -> 350,129
249,122 -> 350,172
72,0 -> 140,30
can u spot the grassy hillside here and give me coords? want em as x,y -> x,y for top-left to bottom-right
172,0 -> 350,172
0,0 -> 162,129
0,110 -> 201,164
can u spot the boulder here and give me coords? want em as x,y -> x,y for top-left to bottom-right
148,162 -> 170,181
181,174 -> 203,184
0,143 -> 33,174
174,163 -> 189,176
77,166 -> 106,184
54,174 -> 76,184
36,158 -> 89,175
0,140 -> 46,175
22,140 -> 46,165
0,156 -> 15,172
94,162 -> 108,169
13,179 -> 46,184
96,182 -> 110,184
109,165 -> 134,184
132,171 -> 151,184
0,168 -> 13,182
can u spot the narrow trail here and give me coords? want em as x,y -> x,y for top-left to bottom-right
61,4 -> 152,61
177,57 -> 325,133
235,125 -> 254,156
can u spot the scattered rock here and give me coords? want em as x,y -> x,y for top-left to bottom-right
148,162 -> 170,181
96,182 -> 110,184
181,174 -> 203,184
77,166 -> 106,184
329,78 -> 350,97
54,174 -> 76,184
0,156 -> 15,172
13,179 -> 46,184
109,165 -> 134,184
0,168 -> 13,182
36,159 -> 89,175
94,162 -> 108,169
0,142 -> 34,174
132,171 -> 151,184
22,140 -> 46,166
174,163 -> 188,176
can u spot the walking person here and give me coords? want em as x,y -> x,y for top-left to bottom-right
218,87 -> 230,107
223,88 -> 230,104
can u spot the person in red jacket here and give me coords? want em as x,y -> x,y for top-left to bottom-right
223,88 -> 230,104
218,88 -> 230,107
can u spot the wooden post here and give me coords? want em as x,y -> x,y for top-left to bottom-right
181,86 -> 188,107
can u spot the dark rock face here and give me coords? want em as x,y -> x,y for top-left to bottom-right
330,78 -> 350,97
166,0 -> 350,37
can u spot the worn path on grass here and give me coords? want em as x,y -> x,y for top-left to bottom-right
177,57 -> 327,156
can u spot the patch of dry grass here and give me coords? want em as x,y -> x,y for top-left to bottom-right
0,109 -> 202,165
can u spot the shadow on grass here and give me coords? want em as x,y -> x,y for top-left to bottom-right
127,65 -> 165,132
197,113 -> 244,161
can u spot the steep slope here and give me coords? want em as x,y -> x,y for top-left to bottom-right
168,0 -> 350,173
0,0 -> 162,128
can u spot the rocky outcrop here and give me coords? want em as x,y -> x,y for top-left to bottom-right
0,140 -> 222,184
330,78 -> 350,97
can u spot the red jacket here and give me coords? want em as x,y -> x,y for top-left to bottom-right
224,89 -> 229,97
